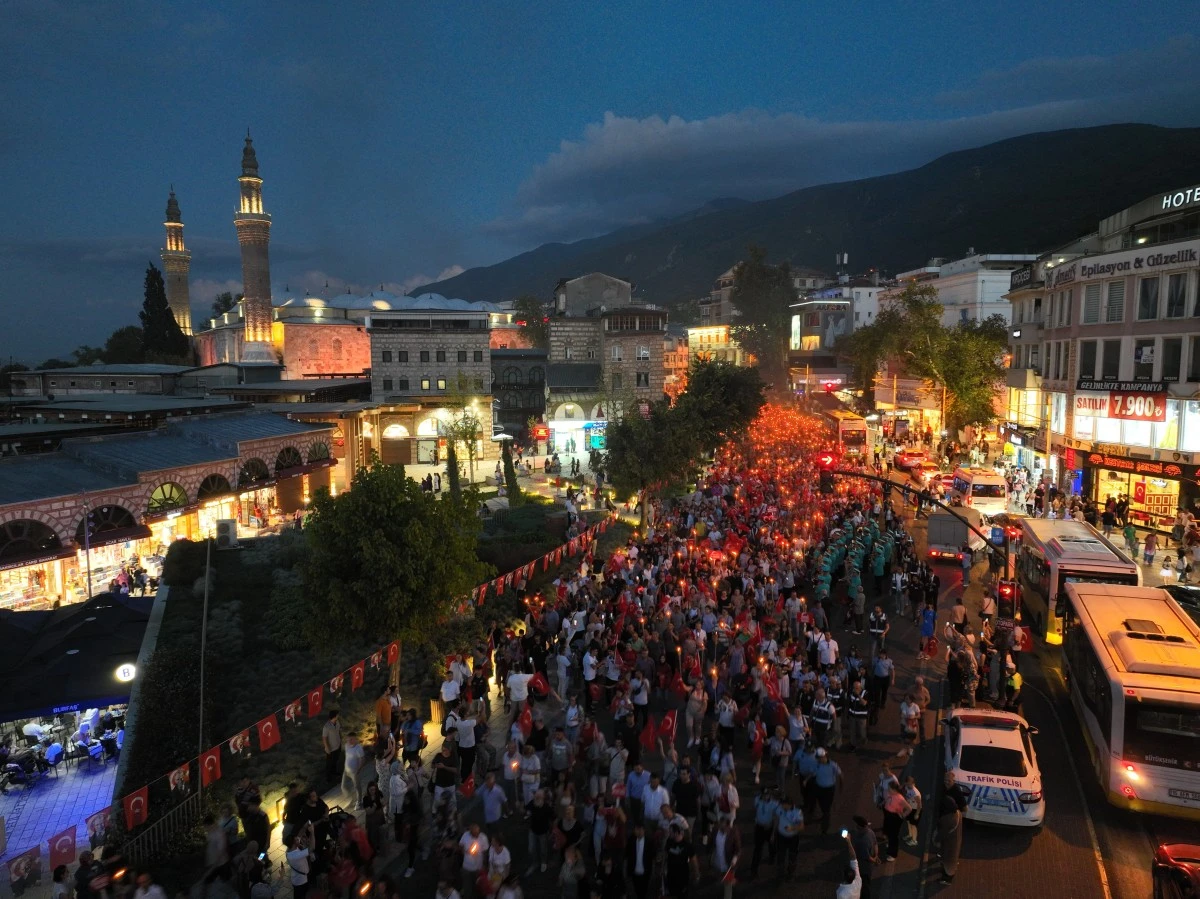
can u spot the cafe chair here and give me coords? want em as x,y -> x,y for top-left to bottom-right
45,743 -> 63,777
87,742 -> 105,765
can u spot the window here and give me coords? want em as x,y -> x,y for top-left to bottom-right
1078,340 -> 1097,380
382,378 -> 393,391
473,350 -> 483,363
1083,285 -> 1101,323
565,346 -> 574,360
1190,337 -> 1200,382
436,350 -> 446,363
397,378 -> 409,391
1060,290 -> 1071,326
586,348 -> 597,360
420,350 -> 430,363
1163,338 -> 1183,382
1105,281 -> 1125,322
612,373 -> 623,390
611,345 -> 623,361
1134,338 -> 1155,381
1029,345 -> 1039,370
1138,277 -> 1160,320
1101,339 -> 1121,380
636,371 -> 650,387
109,380 -> 116,387
457,350 -> 467,363
436,378 -> 447,390
421,378 -> 431,390
637,345 -> 650,360
398,351 -> 408,363
1166,273 -> 1188,318
1050,393 -> 1067,434
381,350 -> 392,363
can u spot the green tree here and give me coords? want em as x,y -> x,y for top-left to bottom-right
674,360 -> 766,449
37,358 -> 74,370
301,459 -> 490,651
0,363 -> 29,393
501,439 -> 523,506
69,345 -> 105,366
729,245 -> 795,388
103,325 -> 145,364
211,291 -> 242,319
139,263 -> 191,362
511,294 -> 549,348
442,372 -> 485,483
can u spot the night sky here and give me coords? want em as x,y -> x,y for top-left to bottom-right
1,1 -> 1198,362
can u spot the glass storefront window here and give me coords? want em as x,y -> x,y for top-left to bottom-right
1074,414 -> 1095,441
1183,401 -> 1200,453
1153,400 -> 1181,450
1096,417 -> 1121,442
1123,419 -> 1151,447
1050,393 -> 1066,434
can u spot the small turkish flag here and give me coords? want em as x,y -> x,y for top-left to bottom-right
670,673 -> 688,699
284,700 -> 301,724
257,714 -> 281,751
370,650 -> 382,669
307,686 -> 324,718
764,677 -> 781,703
49,824 -> 77,868
330,674 -> 344,695
123,785 -> 149,829
529,672 -> 550,696
518,705 -> 533,739
639,715 -> 658,751
542,554 -> 550,571
387,641 -> 400,666
658,710 -> 678,742
459,773 -> 476,799
351,662 -> 365,691
200,746 -> 222,786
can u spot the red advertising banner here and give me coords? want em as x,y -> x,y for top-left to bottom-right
1109,389 -> 1167,422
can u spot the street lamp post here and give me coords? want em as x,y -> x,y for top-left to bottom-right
80,496 -> 93,600
198,532 -> 212,759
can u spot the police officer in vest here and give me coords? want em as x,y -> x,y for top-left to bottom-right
848,679 -> 871,751
809,687 -> 836,750
868,604 -> 890,660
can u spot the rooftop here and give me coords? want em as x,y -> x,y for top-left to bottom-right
64,432 -> 236,479
212,378 -> 370,395
274,290 -> 500,314
23,396 -> 248,416
33,363 -> 193,376
0,453 -> 132,506
165,411 -> 333,449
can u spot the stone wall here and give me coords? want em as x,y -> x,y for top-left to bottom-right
281,321 -> 371,378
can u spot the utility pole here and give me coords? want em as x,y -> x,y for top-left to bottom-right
198,533 -> 212,759
80,496 -> 93,600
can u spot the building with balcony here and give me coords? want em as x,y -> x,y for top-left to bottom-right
491,348 -> 547,440
1002,182 -> 1200,529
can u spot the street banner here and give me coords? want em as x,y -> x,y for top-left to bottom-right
6,846 -> 41,895
123,785 -> 150,828
48,825 -> 76,869
229,729 -> 252,756
168,762 -> 191,798
387,641 -> 400,666
351,661 -> 365,691
330,673 -> 345,695
257,714 -> 281,751
284,699 -> 302,725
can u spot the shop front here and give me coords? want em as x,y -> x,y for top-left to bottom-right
0,550 -> 74,612
1082,450 -> 1199,532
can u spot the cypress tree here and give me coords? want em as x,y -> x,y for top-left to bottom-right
140,263 -> 191,362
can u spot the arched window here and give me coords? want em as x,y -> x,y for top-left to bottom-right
147,482 -> 188,515
381,424 -> 409,439
0,520 -> 62,564
238,458 -> 270,489
197,474 -> 233,501
332,338 -> 343,360
308,442 -> 330,462
307,339 -> 318,358
528,366 -> 544,385
275,446 -> 304,473
503,392 -> 520,409
76,505 -> 136,542
416,418 -> 441,437
503,367 -> 522,385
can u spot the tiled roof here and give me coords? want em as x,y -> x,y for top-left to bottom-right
0,454 -> 132,506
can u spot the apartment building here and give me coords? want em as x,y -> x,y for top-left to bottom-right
1003,183 -> 1200,528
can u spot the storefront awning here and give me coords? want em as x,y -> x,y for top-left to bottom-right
0,547 -> 74,573
84,524 -> 154,550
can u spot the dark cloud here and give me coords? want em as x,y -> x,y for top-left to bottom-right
0,234 -> 320,270
488,38 -> 1200,245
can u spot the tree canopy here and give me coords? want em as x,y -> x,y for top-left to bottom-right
140,263 -> 191,362
511,294 -> 549,348
212,290 -> 242,319
729,245 -> 795,388
605,360 -> 765,520
839,281 -> 1009,431
300,459 -> 490,650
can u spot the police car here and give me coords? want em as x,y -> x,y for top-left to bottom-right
944,708 -> 1045,826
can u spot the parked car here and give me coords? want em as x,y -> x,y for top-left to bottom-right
894,450 -> 926,470
943,708 -> 1045,827
1153,842 -> 1200,898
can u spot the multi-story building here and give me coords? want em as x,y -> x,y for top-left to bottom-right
491,348 -> 547,441
787,278 -> 885,393
367,299 -> 497,466
544,274 -> 667,453
892,252 -> 1037,326
1003,183 -> 1200,528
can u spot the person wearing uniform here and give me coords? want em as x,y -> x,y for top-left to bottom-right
809,688 -> 836,750
867,606 -> 890,659
749,788 -> 779,879
827,677 -> 846,750
773,796 -> 804,880
809,748 -> 843,834
848,680 -> 870,750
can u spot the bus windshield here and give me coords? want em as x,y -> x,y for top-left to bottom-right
842,429 -> 866,445
1124,701 -> 1200,770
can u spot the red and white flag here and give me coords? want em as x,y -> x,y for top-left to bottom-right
123,785 -> 149,828
639,715 -> 658,752
658,709 -> 678,743
48,824 -> 77,868
229,730 -> 252,756
351,661 -> 365,691
459,773 -> 476,799
330,674 -> 345,695
284,700 -> 302,725
6,846 -> 41,889
518,705 -> 533,739
307,686 -> 324,718
387,641 -> 400,666
370,650 -> 382,669
257,714 -> 281,751
200,746 -> 222,787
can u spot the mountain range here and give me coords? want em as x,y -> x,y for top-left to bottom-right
418,124 -> 1200,311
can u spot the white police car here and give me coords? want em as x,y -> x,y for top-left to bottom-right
944,708 -> 1045,826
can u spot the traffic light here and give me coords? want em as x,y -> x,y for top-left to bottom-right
815,451 -> 836,495
819,470 -> 835,495
997,579 -> 1017,619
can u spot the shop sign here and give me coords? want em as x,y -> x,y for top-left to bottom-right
1064,448 -> 1076,470
1073,238 -> 1200,283
1048,262 -> 1077,287
1085,452 -> 1192,480
1075,381 -> 1167,422
1009,265 -> 1034,291
1161,186 -> 1200,211
0,548 -> 74,572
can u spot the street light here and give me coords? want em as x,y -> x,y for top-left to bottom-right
198,528 -> 213,759
79,495 -> 93,600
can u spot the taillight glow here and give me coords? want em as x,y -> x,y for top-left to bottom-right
1123,764 -> 1140,782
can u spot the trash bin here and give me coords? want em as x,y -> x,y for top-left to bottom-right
428,698 -> 445,727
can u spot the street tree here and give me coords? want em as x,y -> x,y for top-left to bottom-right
501,438 -> 523,506
511,294 -> 549,348
301,458 -> 490,653
140,263 -> 191,362
729,245 -> 795,388
211,291 -> 243,319
674,360 -> 766,449
103,325 -> 145,364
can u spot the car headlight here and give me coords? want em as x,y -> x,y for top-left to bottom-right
1018,791 -> 1042,803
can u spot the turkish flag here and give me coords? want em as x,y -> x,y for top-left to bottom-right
670,673 -> 688,699
459,773 -> 476,799
351,662 -> 365,691
611,782 -> 626,799
49,824 -> 77,868
1014,626 -> 1034,653
475,585 -> 486,606
1134,481 -> 1147,504
387,641 -> 400,666
554,547 -> 563,564
529,672 -> 550,696
639,715 -> 658,751
370,651 -> 382,669
658,710 -> 678,742
257,714 -> 281,751
750,723 -> 764,761
307,686 -> 324,718
764,677 -> 781,703
200,746 -> 222,786
518,705 -> 533,739
123,785 -> 149,829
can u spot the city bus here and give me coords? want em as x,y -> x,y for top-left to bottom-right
1057,582 -> 1200,820
821,409 -> 868,455
1015,518 -> 1141,644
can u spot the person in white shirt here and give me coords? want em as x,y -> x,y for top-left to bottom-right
641,773 -> 670,826
507,670 -> 534,713
836,832 -> 863,898
133,872 -> 168,899
341,733 -> 365,807
458,823 -> 490,899
285,826 -> 315,899
440,674 -> 461,705
818,631 -> 839,669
